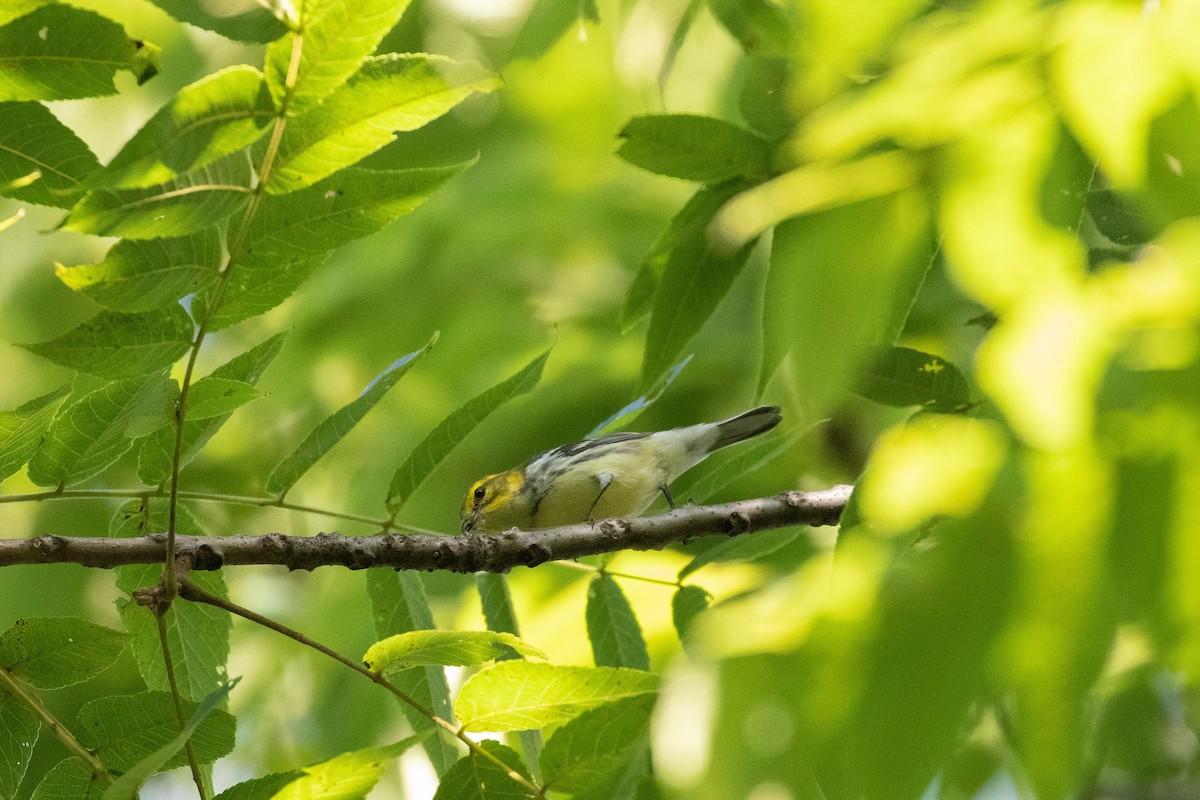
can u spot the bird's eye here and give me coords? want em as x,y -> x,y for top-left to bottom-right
473,486 -> 486,502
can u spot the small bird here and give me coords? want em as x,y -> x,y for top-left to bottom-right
461,405 -> 782,532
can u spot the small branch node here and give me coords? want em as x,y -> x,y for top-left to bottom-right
32,535 -> 66,555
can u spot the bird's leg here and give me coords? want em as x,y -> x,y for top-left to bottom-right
659,482 -> 676,510
584,472 -> 614,522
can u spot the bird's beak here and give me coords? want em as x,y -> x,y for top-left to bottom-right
461,513 -> 477,534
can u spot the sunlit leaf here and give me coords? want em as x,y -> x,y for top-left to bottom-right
0,5 -> 158,101
99,65 -> 274,189
367,569 -> 458,775
540,695 -> 654,794
386,347 -> 551,515
55,231 -> 221,312
617,114 -> 771,182
77,691 -> 235,772
267,334 -> 436,496
267,55 -> 498,194
112,500 -> 232,702
101,682 -> 236,800
145,0 -> 287,43
27,371 -> 174,487
0,381 -> 72,481
0,691 -> 39,799
671,585 -> 709,640
857,346 -> 972,412
62,152 -> 252,239
211,771 -> 305,800
138,332 -> 286,486
0,617 -> 128,689
271,739 -> 420,800
586,573 -> 649,671
432,740 -> 534,800
859,416 -> 1007,536
0,1 -> 53,28
0,101 -> 98,208
19,306 -> 193,379
456,662 -> 658,733
365,630 -> 545,675
266,0 -> 413,116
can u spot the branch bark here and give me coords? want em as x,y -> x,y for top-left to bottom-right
0,485 -> 852,572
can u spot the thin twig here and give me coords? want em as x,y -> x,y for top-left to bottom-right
0,666 -> 113,782
154,609 -> 208,800
178,578 -> 547,797
553,560 -> 682,588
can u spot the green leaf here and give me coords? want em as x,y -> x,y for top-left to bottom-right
145,0 -> 287,44
0,617 -> 128,689
0,691 -> 39,800
539,696 -> 655,794
386,347 -> 551,515
77,691 -> 235,772
588,355 -> 691,438
185,377 -> 262,419
367,569 -> 458,775
474,574 -> 545,772
61,152 -> 252,239
266,334 -> 436,496
617,115 -> 771,182
678,528 -> 804,580
101,682 -> 236,800
620,182 -> 746,332
586,574 -> 650,671
212,771 -> 305,800
0,1 -> 54,28
707,0 -> 793,56
857,346 -> 972,411
1086,188 -> 1156,246
266,0 -> 413,117
658,0 -> 702,92
769,192 -> 932,417
209,163 -> 471,329
455,662 -> 659,733
267,55 -> 498,194
641,190 -> 759,389
0,5 -> 159,101
19,306 -> 193,379
433,741 -> 535,800
30,758 -> 103,800
365,631 -> 545,676
27,371 -> 174,487
112,500 -> 232,701
740,56 -> 794,139
0,381 -> 72,481
99,65 -> 274,189
138,332 -> 287,486
270,739 -> 420,800
0,101 -> 99,208
55,231 -> 221,312
671,585 -> 709,640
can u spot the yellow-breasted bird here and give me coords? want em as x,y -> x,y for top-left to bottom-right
461,405 -> 782,532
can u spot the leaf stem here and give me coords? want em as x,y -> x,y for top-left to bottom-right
178,578 -> 547,798
553,560 -> 682,588
0,666 -> 113,783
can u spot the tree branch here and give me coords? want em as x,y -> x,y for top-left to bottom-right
0,485 -> 852,572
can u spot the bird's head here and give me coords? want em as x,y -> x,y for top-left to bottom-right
461,470 -> 528,532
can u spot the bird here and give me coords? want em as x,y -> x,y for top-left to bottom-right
460,405 -> 782,532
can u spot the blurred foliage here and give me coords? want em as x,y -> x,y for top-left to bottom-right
0,0 -> 1199,798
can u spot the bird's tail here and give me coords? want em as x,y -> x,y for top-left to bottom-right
709,405 -> 782,451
